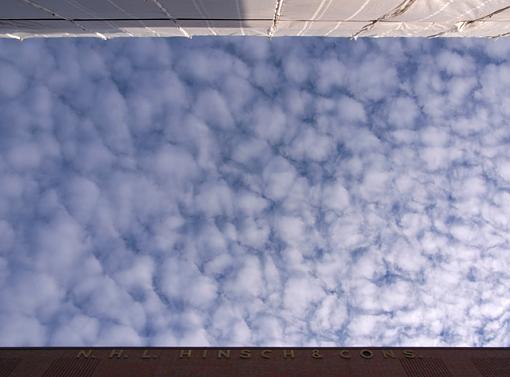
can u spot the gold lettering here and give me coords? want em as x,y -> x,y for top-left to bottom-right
339,350 -> 351,359
360,349 -> 373,359
179,350 -> 192,359
141,350 -> 152,359
240,350 -> 252,359
283,350 -> 295,359
109,349 -> 126,359
382,350 -> 396,359
217,350 -> 231,359
261,350 -> 272,359
403,350 -> 415,359
312,350 -> 323,359
202,350 -> 208,359
76,350 -> 93,359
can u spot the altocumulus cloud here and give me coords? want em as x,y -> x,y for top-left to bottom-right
0,37 -> 510,347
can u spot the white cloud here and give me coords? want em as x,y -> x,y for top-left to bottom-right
251,101 -> 287,143
263,156 -> 297,201
347,54 -> 398,102
317,58 -> 346,93
283,53 -> 309,84
283,275 -> 324,317
322,181 -> 350,212
6,142 -> 41,170
277,216 -> 307,247
0,36 -> 509,347
195,89 -> 234,129
388,96 -> 419,128
337,95 -> 366,123
288,127 -> 333,162
51,314 -> 100,345
437,50 -> 474,76
310,294 -> 348,334
0,62 -> 27,99
160,258 -> 218,309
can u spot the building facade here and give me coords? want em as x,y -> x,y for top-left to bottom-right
0,347 -> 509,376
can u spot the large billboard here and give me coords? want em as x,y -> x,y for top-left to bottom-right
0,347 -> 509,376
2,0 -> 510,39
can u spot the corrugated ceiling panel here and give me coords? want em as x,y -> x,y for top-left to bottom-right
481,6 -> 510,21
0,20 -> 165,39
0,19 -> 83,34
2,0 -> 510,38
20,0 -> 276,22
280,0 -> 407,21
181,19 -> 271,36
2,0 -> 57,19
275,20 -> 366,36
366,21 -> 450,37
110,22 -> 182,37
438,21 -> 510,37
157,0 -> 275,19
22,0 -> 164,19
392,0 -> 510,22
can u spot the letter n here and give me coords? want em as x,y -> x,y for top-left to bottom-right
76,349 -> 93,359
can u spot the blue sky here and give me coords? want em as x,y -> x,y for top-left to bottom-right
1,36 -> 510,346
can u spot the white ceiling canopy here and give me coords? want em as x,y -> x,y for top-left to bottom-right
2,0 -> 510,39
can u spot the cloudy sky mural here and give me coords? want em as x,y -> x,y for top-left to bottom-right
0,36 -> 510,347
